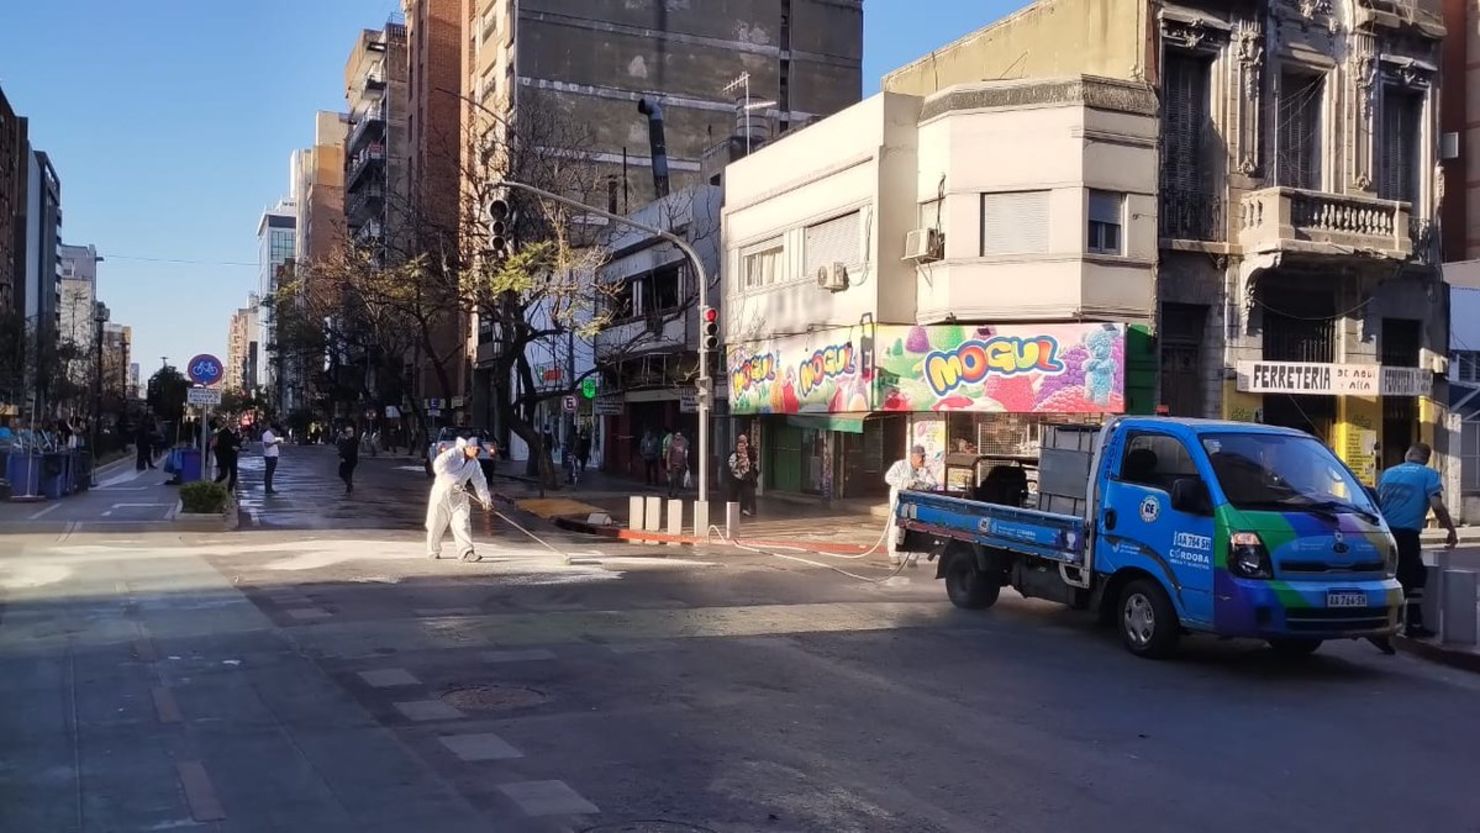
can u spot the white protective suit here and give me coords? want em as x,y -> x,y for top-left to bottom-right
884,457 -> 938,564
426,439 -> 494,561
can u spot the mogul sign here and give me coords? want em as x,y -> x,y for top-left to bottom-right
727,326 -> 870,415
1236,361 -> 1431,397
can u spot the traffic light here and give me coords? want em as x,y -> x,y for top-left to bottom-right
699,305 -> 719,352
487,198 -> 512,260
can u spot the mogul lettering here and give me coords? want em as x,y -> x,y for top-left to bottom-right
798,343 -> 857,397
731,352 -> 777,396
924,336 -> 1064,398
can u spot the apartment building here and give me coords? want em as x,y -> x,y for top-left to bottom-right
461,0 -> 864,440
722,77 -> 1158,498
293,112 -> 349,267
881,0 -> 1448,486
100,322 -> 131,405
0,84 -> 26,316
57,243 -> 99,394
345,21 -> 411,259
256,197 -> 296,407
1440,0 -> 1477,261
225,296 -> 259,394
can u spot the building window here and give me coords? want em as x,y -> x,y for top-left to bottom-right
479,5 -> 497,42
1087,190 -> 1123,255
742,241 -> 783,289
1160,51 -> 1220,240
1463,421 -> 1480,493
981,191 -> 1049,256
1455,351 -> 1480,383
1276,70 -> 1324,190
803,211 -> 860,276
1379,87 -> 1423,205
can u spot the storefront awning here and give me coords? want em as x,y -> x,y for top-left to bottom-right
786,414 -> 865,434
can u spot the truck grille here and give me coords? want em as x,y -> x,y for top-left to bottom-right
1279,560 -> 1385,574
1282,607 -> 1394,633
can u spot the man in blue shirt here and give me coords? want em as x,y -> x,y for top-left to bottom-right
1377,443 -> 1457,639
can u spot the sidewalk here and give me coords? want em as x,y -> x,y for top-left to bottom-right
0,451 -> 183,532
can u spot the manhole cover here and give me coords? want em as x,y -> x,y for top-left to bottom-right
580,824 -> 717,833
440,683 -> 548,711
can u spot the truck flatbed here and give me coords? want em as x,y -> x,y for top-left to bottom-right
897,490 -> 1085,566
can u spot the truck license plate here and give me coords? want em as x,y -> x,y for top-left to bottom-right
1326,591 -> 1366,608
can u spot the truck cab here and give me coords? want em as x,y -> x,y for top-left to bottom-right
896,417 -> 1402,658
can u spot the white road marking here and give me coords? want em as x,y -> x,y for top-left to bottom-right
439,732 -> 523,761
497,780 -> 599,816
358,668 -> 421,687
26,503 -> 61,520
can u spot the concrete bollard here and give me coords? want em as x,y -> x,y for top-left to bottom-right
1422,549 -> 1450,632
1441,569 -> 1478,647
666,499 -> 684,546
725,501 -> 742,540
628,496 -> 645,533
644,496 -> 663,545
693,500 -> 710,541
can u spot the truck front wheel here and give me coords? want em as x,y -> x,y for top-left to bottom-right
944,550 -> 999,610
1119,578 -> 1180,659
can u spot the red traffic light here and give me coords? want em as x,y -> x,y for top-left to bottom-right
702,306 -> 718,323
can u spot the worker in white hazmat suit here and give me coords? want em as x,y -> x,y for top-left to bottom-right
427,436 -> 494,562
884,444 -> 938,566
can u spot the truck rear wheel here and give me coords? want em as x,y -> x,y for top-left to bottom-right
944,550 -> 999,610
1119,578 -> 1179,659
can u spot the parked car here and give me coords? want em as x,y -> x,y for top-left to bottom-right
425,427 -> 498,480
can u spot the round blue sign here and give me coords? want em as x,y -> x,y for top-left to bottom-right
187,353 -> 224,386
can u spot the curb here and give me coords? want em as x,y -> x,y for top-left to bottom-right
1394,635 -> 1480,673
549,515 -> 875,554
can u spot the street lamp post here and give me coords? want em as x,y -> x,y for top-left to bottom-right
93,302 -> 109,472
493,180 -> 716,512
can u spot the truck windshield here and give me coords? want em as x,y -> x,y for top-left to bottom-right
1200,433 -> 1379,519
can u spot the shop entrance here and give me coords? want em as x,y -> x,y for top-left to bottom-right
1262,394 -> 1336,445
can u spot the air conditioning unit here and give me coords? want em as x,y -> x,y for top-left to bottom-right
816,262 -> 849,292
1422,348 -> 1448,375
903,228 -> 943,263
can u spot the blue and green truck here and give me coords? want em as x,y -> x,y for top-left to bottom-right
894,417 -> 1404,658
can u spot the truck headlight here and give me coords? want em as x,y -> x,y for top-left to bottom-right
1228,531 -> 1273,580
1385,544 -> 1398,578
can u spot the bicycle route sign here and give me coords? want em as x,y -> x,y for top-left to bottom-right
187,353 -> 224,386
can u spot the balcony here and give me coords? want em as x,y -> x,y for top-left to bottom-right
346,103 -> 386,152
1238,187 -> 1412,260
1158,186 -> 1225,243
346,185 -> 384,221
346,143 -> 386,192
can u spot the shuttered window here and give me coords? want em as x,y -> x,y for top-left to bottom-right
981,191 -> 1050,255
1088,190 -> 1124,254
1276,71 -> 1324,190
1160,52 -> 1219,240
1379,87 -> 1422,204
804,211 -> 860,275
742,241 -> 783,290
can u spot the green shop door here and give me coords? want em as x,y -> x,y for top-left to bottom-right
767,423 -> 803,493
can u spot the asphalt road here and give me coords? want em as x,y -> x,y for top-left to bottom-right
2,447 -> 1479,832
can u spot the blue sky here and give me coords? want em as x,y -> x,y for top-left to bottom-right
0,0 -> 1024,373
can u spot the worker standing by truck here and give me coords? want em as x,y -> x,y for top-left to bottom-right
1376,442 -> 1458,639
885,445 -> 938,566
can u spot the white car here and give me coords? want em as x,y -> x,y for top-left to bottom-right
425,427 -> 498,480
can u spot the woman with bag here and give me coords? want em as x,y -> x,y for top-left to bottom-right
726,434 -> 758,517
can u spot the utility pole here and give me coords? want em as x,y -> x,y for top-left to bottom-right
494,179 -> 715,515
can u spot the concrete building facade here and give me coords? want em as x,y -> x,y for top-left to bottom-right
461,0 -> 864,443
0,85 -> 26,316
881,0 -> 1449,487
226,295 -> 260,395
293,112 -> 349,266
257,197 -> 297,407
722,78 -> 1159,497
345,22 -> 411,259
57,243 -> 99,394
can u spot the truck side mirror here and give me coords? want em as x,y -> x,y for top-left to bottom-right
1171,478 -> 1212,515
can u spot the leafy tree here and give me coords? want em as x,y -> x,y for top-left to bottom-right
147,366 -> 190,425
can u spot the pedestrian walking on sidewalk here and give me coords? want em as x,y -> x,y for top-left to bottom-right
640,428 -> 661,486
261,422 -> 284,494
1376,442 -> 1458,641
213,420 -> 240,490
665,429 -> 690,497
884,445 -> 938,566
727,434 -> 758,517
575,429 -> 591,473
426,437 -> 494,562
336,425 -> 359,494
134,415 -> 156,471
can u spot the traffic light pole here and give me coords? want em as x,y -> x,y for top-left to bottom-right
494,180 -> 715,507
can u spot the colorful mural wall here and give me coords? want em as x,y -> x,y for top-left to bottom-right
728,327 -> 871,415
874,323 -> 1125,414
727,323 -> 1127,415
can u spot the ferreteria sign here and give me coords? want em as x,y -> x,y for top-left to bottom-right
1236,361 -> 1432,397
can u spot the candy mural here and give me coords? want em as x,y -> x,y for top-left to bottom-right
874,323 -> 1125,413
728,323 -> 1126,415
728,327 -> 872,415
